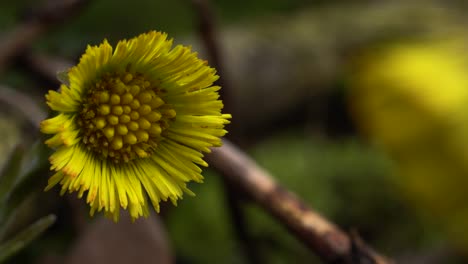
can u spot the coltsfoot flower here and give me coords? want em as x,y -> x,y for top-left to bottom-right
40,31 -> 231,221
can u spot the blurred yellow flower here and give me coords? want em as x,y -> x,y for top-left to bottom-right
349,40 -> 468,249
40,31 -> 231,221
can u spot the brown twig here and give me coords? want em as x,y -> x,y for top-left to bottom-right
207,140 -> 394,264
0,0 -> 90,72
189,1 -> 390,261
189,1 -> 261,263
189,0 -> 231,113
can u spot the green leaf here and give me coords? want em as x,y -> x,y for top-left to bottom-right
0,141 -> 51,237
0,164 -> 50,233
0,214 -> 56,263
0,146 -> 24,203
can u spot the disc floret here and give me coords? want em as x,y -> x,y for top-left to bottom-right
79,72 -> 175,163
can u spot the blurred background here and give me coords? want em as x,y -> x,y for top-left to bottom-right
1,0 -> 468,263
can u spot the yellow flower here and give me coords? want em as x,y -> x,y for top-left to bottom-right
349,40 -> 468,249
40,31 -> 231,221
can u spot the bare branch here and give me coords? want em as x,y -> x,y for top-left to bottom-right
207,140 -> 394,264
189,1 -> 260,262
189,0 -> 231,112
189,2 -> 392,260
0,0 -> 90,72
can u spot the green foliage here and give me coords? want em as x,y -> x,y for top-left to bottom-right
0,215 -> 56,263
0,142 -> 55,263
165,174 -> 239,263
0,147 -> 24,209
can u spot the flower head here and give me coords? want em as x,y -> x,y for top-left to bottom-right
41,31 -> 231,221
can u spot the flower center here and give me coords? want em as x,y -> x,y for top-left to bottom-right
78,72 -> 175,163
